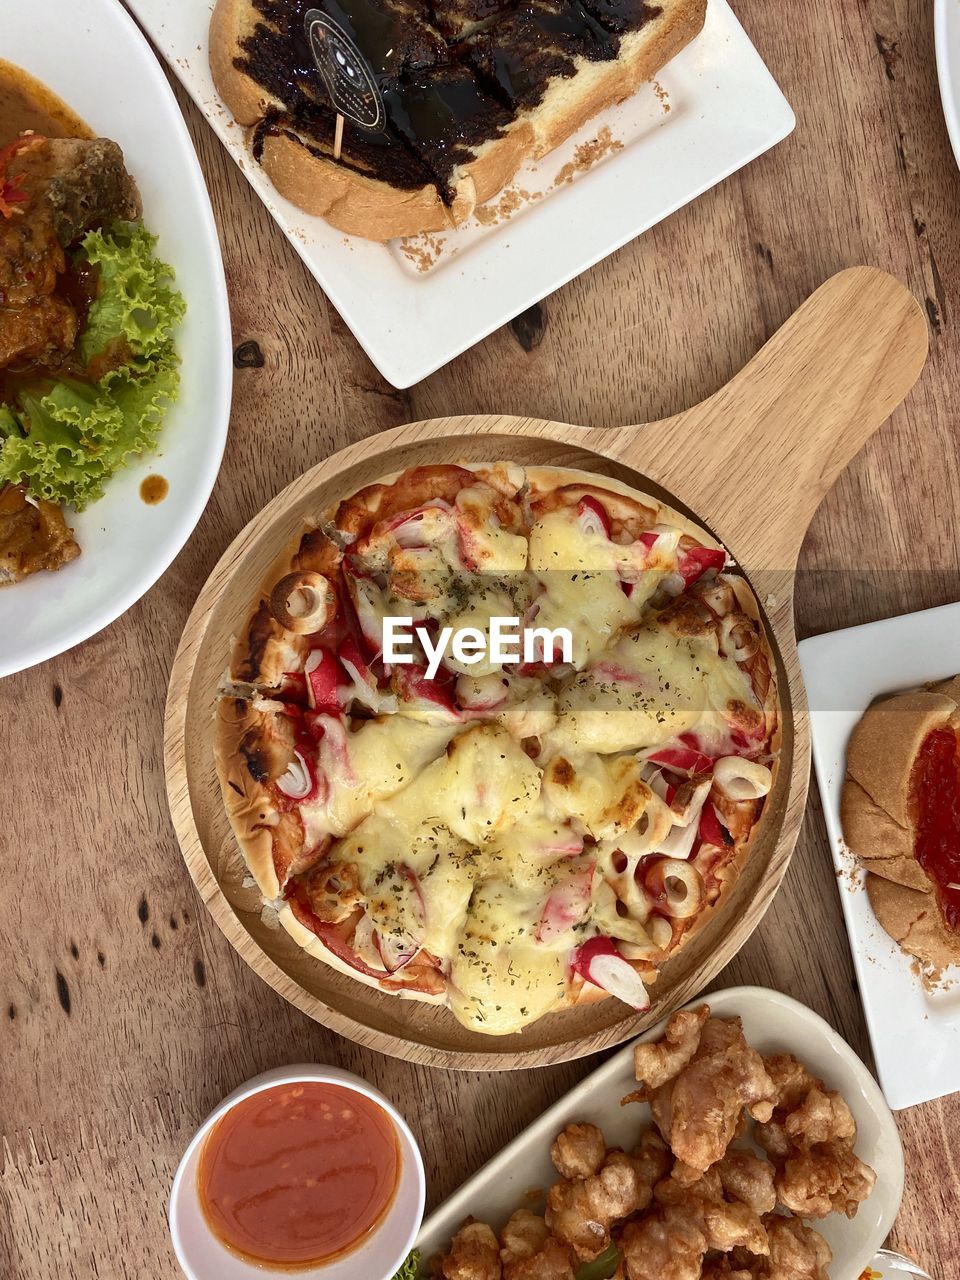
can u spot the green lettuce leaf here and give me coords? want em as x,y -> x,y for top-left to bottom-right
0,366 -> 179,509
0,405 -> 20,440
77,220 -> 186,369
0,220 -> 185,509
391,1250 -> 421,1280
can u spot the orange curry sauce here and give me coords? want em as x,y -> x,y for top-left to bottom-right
198,1081 -> 400,1268
914,727 -> 960,931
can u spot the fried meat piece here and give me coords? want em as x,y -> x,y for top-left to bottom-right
499,1210 -> 575,1280
0,482 -> 79,584
620,1207 -> 710,1280
19,137 -> 142,246
623,1155 -> 773,1280
439,1219 -> 502,1280
763,1054 -> 820,1111
757,1214 -> 832,1279
634,1011 -> 777,1181
551,1123 -> 607,1180
776,1144 -> 877,1219
716,1149 -> 778,1215
655,1168 -> 769,1256
784,1086 -> 856,1149
633,1005 -> 710,1089
546,1131 -> 670,1261
755,1054 -> 876,1220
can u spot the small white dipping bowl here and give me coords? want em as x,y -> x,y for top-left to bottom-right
169,1065 -> 425,1280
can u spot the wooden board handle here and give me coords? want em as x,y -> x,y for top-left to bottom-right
606,268 -> 928,570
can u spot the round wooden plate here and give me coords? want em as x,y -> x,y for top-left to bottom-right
164,268 -> 927,1070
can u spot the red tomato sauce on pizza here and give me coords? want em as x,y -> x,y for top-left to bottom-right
914,728 -> 960,931
198,1081 -> 399,1267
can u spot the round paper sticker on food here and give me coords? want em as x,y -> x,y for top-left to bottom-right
304,7 -> 385,132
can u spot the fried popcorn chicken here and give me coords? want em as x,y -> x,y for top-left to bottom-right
440,1219 -> 502,1280
551,1123 -> 607,1180
755,1053 -> 876,1220
784,1086 -> 856,1149
634,1011 -> 777,1181
716,1149 -> 778,1215
546,1132 -> 671,1261
776,1144 -> 877,1219
655,1167 -> 769,1256
435,1010 -> 870,1280
499,1210 -> 575,1280
619,1208 -> 710,1280
702,1261 -> 755,1280
764,1054 -> 820,1110
620,1176 -> 766,1280
633,1006 -> 710,1088
757,1213 -> 832,1279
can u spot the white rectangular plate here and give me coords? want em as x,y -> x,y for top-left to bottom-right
415,987 -> 903,1280
799,604 -> 960,1111
127,0 -> 794,388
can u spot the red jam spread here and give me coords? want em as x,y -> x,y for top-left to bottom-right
913,727 -> 960,931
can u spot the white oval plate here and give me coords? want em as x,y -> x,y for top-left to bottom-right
416,987 -> 904,1280
0,0 -> 231,677
936,0 -> 960,169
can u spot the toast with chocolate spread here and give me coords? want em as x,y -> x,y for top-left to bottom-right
210,0 -> 707,240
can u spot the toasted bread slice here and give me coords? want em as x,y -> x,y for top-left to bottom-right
210,0 -> 707,241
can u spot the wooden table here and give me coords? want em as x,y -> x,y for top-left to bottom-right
2,2 -> 958,1275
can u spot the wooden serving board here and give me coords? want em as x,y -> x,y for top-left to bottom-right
164,267 -> 927,1071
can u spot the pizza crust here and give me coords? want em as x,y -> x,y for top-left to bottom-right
215,694 -> 299,900
229,524 -> 342,687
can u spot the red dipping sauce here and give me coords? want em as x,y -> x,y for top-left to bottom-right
198,1081 -> 400,1268
914,727 -> 960,931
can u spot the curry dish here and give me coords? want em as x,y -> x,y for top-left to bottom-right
0,59 -> 185,587
0,61 -> 139,584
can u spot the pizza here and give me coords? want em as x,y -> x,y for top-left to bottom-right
216,463 -> 779,1036
841,677 -> 960,973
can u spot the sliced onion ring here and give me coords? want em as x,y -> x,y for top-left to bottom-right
720,614 -> 760,663
713,756 -> 773,801
641,857 -> 704,920
270,571 -> 337,635
276,749 -> 313,800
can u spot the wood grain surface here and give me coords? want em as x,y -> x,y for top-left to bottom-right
1,2 -> 957,1276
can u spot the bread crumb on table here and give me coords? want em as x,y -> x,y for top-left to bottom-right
554,127 -> 624,188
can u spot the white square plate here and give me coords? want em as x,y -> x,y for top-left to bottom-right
799,604 -> 960,1111
127,0 -> 794,388
415,987 -> 904,1280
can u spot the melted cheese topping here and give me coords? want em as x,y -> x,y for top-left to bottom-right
301,718 -> 454,845
548,623 -> 759,756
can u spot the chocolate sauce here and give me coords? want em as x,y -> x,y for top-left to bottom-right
383,65 -> 511,198
582,0 -> 662,34
236,0 -> 658,204
465,0 -> 619,111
